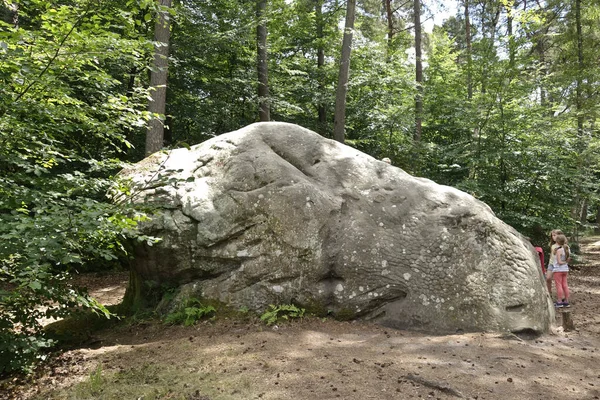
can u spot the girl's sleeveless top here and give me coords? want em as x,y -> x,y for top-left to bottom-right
554,246 -> 570,272
549,243 -> 559,266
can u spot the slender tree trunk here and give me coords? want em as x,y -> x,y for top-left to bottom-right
570,0 -> 585,225
257,0 -> 270,122
333,0 -> 356,143
385,0 -> 394,52
530,4 -> 553,114
575,0 -> 584,139
413,0 -> 422,142
464,0 -> 472,100
472,3 -> 500,179
580,199 -> 588,224
499,98 -> 507,212
465,0 -> 478,180
316,0 -> 326,133
145,0 -> 172,156
537,38 -> 548,110
480,6 -> 501,95
507,3 -> 515,68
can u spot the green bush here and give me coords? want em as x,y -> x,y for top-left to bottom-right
0,0 -> 157,374
164,298 -> 216,326
0,267 -> 112,375
260,304 -> 305,326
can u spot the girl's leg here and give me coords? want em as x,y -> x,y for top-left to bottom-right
553,272 -> 565,302
562,273 -> 569,302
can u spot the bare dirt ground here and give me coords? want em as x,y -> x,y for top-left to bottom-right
3,238 -> 600,400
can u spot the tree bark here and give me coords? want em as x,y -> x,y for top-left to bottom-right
480,6 -> 501,95
579,199 -> 588,224
575,0 -> 584,139
465,0 -> 478,180
257,0 -> 270,122
536,37 -> 548,110
570,0 -> 585,227
333,0 -> 356,143
145,0 -> 172,156
507,2 -> 515,68
385,0 -> 394,51
413,0 -> 422,142
464,0 -> 472,100
316,0 -> 326,133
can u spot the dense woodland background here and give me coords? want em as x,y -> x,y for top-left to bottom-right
1,0 -> 599,374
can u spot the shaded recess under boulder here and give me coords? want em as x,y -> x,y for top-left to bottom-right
118,122 -> 554,334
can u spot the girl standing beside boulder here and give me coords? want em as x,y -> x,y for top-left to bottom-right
553,234 -> 571,308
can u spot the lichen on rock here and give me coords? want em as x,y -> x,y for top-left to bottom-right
118,122 -> 554,334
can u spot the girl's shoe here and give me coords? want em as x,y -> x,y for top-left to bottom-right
560,302 -> 570,308
554,302 -> 564,308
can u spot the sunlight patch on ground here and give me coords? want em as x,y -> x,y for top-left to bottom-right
575,275 -> 600,283
301,330 -> 374,347
96,285 -> 124,293
579,288 -> 600,295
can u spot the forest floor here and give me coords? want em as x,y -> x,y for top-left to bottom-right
3,238 -> 600,400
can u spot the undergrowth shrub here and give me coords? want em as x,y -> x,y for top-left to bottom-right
164,298 -> 216,326
0,0 -> 156,375
260,304 -> 305,326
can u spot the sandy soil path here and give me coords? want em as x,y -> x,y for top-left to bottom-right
3,238 -> 600,400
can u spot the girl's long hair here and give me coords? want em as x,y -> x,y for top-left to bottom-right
555,234 -> 570,262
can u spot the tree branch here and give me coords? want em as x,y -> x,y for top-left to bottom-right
12,1 -> 98,104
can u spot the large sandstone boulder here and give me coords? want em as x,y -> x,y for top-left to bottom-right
119,122 -> 554,334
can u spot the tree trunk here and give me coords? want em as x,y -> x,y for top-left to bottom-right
575,0 -> 584,140
413,0 -> 422,142
536,38 -> 548,110
316,0 -> 326,134
145,0 -> 172,156
507,2 -> 515,68
465,0 -> 478,180
257,0 -> 270,122
333,0 -> 356,143
480,6 -> 501,95
580,199 -> 588,224
570,0 -> 585,230
464,0 -> 472,100
385,0 -> 394,51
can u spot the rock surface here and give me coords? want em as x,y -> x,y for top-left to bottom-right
119,122 -> 554,334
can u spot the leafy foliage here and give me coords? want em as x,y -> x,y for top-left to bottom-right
260,304 -> 305,326
164,298 -> 216,326
169,0 -> 599,244
167,0 -> 258,144
0,0 -> 156,374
